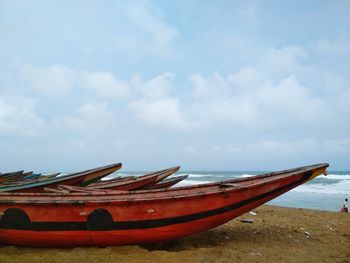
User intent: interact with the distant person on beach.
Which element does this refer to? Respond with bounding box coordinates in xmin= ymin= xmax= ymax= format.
xmin=341 ymin=198 xmax=348 ymax=213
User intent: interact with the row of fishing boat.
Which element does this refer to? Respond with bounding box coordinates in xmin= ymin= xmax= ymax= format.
xmin=0 ymin=164 xmax=186 ymax=192
xmin=0 ymin=162 xmax=329 ymax=247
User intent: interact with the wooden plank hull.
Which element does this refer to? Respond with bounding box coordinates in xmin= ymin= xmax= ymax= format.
xmin=0 ymin=163 xmax=328 ymax=247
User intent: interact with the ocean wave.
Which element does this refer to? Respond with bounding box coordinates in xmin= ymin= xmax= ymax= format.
xmin=180 ymin=173 xmax=209 ymax=178
xmin=239 ymin=174 xmax=255 ymax=178
xmin=176 ymin=179 xmax=212 ymax=186
xmin=291 ymin=180 xmax=350 ymax=195
xmin=322 ymin=174 xmax=350 ymax=180
xmin=183 ymin=173 xmax=232 ymax=178
xmin=177 ymin=175 xmax=349 ymax=195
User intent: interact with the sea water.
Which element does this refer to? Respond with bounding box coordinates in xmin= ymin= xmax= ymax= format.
xmin=105 ymin=171 xmax=350 ymax=212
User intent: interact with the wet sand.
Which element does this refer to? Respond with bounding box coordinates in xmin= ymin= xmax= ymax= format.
xmin=1 ymin=205 xmax=349 ymax=263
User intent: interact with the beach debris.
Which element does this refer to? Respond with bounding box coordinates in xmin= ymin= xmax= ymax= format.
xmin=249 ymin=251 xmax=262 ymax=256
xmin=304 ymin=231 xmax=311 ymax=238
xmin=326 ymin=225 xmax=336 ymax=231
xmin=238 ymin=218 xmax=254 ymax=223
xmin=249 ymin=211 xmax=257 ymax=216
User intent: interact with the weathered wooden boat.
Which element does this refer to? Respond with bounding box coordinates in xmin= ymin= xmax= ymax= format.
xmin=22 ymin=171 xmax=33 ymax=176
xmin=0 ymin=171 xmax=24 ymax=179
xmin=0 ymin=163 xmax=328 ymax=247
xmin=23 ymin=173 xmax=59 ymax=180
xmin=88 ymin=166 xmax=180 ymax=190
xmin=24 ymin=173 xmax=43 ymax=180
xmin=1 ymin=173 xmax=62 ymax=186
xmin=147 ymin=174 xmax=189 ymax=189
xmin=0 ymin=163 xmax=122 ymax=192
xmin=0 ymin=171 xmax=24 ymax=183
xmin=50 ymin=172 xmax=184 ymax=193
xmin=0 ymin=171 xmax=34 ymax=184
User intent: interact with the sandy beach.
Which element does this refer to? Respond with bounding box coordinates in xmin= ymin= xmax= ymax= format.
xmin=0 ymin=205 xmax=349 ymax=263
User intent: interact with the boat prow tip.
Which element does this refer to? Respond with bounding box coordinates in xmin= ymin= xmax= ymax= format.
xmin=308 ymin=166 xmax=329 ymax=181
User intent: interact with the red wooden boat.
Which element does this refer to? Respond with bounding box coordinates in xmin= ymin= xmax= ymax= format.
xmin=0 ymin=163 xmax=328 ymax=247
xmin=0 ymin=171 xmax=24 ymax=183
xmin=147 ymin=174 xmax=189 ymax=189
xmin=0 ymin=171 xmax=34 ymax=185
xmin=87 ymin=166 xmax=180 ymax=190
xmin=0 ymin=163 xmax=122 ymax=192
xmin=0 ymin=171 xmax=24 ymax=179
xmin=1 ymin=173 xmax=62 ymax=186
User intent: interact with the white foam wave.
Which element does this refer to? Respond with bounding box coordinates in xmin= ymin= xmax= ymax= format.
xmin=186 ymin=174 xmax=212 ymax=178
xmin=178 ymin=175 xmax=349 ymax=195
xmin=322 ymin=174 xmax=350 ymax=180
xmin=176 ymin=179 xmax=212 ymax=186
xmin=239 ymin=174 xmax=255 ymax=178
xmin=292 ymin=180 xmax=350 ymax=195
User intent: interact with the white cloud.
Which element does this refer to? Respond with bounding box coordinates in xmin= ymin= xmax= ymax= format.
xmin=130 ymin=73 xmax=193 ymax=130
xmin=0 ymin=96 xmax=45 ymax=136
xmin=187 ymin=46 xmax=332 ymax=128
xmin=131 ymin=72 xmax=175 ymax=99
xmin=255 ymin=75 xmax=330 ymax=124
xmin=130 ymin=97 xmax=192 ymax=131
xmin=21 ymin=64 xmax=75 ymax=95
xmin=191 ymin=73 xmax=231 ymax=100
xmin=189 ymin=72 xmax=262 ymax=125
xmin=228 ymin=67 xmax=267 ymax=93
xmin=20 ymin=63 xmax=130 ymax=99
xmin=57 ymin=102 xmax=115 ymax=131
xmin=80 ymin=71 xmax=128 ymax=98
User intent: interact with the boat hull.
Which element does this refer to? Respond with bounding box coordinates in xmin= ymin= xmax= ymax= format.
xmin=0 ymin=164 xmax=328 ymax=247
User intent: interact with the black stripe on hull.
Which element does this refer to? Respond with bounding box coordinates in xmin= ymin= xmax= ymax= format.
xmin=0 ymin=172 xmax=312 ymax=231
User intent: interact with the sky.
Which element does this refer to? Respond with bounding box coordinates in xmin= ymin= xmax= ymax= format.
xmin=0 ymin=0 xmax=349 ymax=172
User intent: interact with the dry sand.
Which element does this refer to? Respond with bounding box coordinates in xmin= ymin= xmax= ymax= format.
xmin=0 ymin=205 xmax=349 ymax=263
